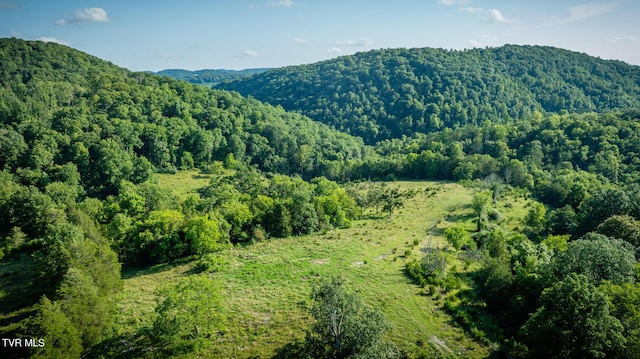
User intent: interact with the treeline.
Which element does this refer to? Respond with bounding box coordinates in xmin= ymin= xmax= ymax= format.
xmin=218 ymin=45 xmax=640 ymax=143
xmin=350 ymin=110 xmax=640 ymax=187
xmin=102 ymin=164 xmax=357 ymax=265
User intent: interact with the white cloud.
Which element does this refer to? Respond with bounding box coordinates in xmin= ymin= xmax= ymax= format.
xmin=235 ymin=50 xmax=259 ymax=57
xmin=56 ymin=7 xmax=110 ymax=26
xmin=335 ymin=37 xmax=374 ymax=47
xmin=468 ymin=40 xmax=483 ymax=47
xmin=487 ymin=9 xmax=515 ymax=24
xmin=327 ymin=47 xmax=342 ymax=54
xmin=437 ymin=0 xmax=471 ymax=6
xmin=607 ymin=35 xmax=638 ymax=43
xmin=37 ymin=37 xmax=69 ymax=46
xmin=460 ymin=7 xmax=516 ymax=24
xmin=293 ymin=37 xmax=308 ymax=44
xmin=268 ymin=0 xmax=293 ymax=7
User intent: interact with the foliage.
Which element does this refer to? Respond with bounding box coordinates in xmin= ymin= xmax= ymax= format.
xmin=445 ymin=226 xmax=471 ymax=250
xmin=152 ymin=274 xmax=224 ymax=342
xmin=406 ymin=249 xmax=448 ymax=287
xmin=32 ymin=296 xmax=83 ymax=359
xmin=184 ymin=214 xmax=229 ymax=255
xmin=305 ymin=276 xmax=397 ymax=358
xmin=597 ymin=215 xmax=640 ymax=253
xmin=600 ymin=282 xmax=640 ymax=358
xmin=219 ymin=45 xmax=640 ymax=144
xmin=471 ymin=191 xmax=492 ymax=232
xmin=553 ymin=233 xmax=636 ymax=285
xmin=519 ymin=273 xmax=626 ymax=358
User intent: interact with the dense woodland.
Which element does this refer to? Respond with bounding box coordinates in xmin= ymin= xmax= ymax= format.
xmin=2 ymin=38 xmax=640 ymax=358
xmin=218 ymin=45 xmax=640 ymax=143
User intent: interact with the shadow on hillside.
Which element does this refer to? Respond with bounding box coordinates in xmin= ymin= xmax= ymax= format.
xmin=272 ymin=341 xmax=306 ymax=359
xmin=0 ymin=254 xmax=41 ymax=314
xmin=121 ymin=257 xmax=193 ymax=280
xmin=444 ymin=211 xmax=474 ymax=223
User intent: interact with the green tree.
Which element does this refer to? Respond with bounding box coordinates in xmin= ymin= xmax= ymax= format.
xmin=524 ymin=202 xmax=547 ymax=239
xmin=152 ymin=275 xmax=224 ymax=342
xmin=135 ymin=209 xmax=185 ymax=263
xmin=32 ymin=296 xmax=83 ymax=359
xmin=553 ymin=233 xmax=636 ymax=285
xmin=600 ymin=282 xmax=640 ymax=359
xmin=305 ymin=276 xmax=395 ymax=358
xmin=471 ymin=190 xmax=492 ymax=232
xmin=520 ymin=273 xmax=625 ymax=358
xmin=444 ymin=226 xmax=471 ymax=250
xmin=381 ymin=187 xmax=409 ymax=219
xmin=184 ymin=214 xmax=229 ymax=255
xmin=56 ymin=268 xmax=112 ymax=347
xmin=596 ymin=215 xmax=640 ymax=252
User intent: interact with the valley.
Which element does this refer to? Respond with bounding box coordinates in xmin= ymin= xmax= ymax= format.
xmin=1 ymin=38 xmax=640 ymax=358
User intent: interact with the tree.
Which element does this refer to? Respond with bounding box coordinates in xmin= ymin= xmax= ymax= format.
xmin=600 ymin=282 xmax=640 ymax=359
xmin=445 ymin=226 xmax=471 ymax=250
xmin=135 ymin=209 xmax=185 ymax=263
xmin=32 ymin=296 xmax=83 ymax=359
xmin=471 ymin=190 xmax=492 ymax=231
xmin=56 ymin=268 xmax=112 ymax=347
xmin=524 ymin=202 xmax=547 ymax=239
xmin=305 ymin=276 xmax=396 ymax=358
xmin=578 ymin=187 xmax=631 ymax=234
xmin=553 ymin=233 xmax=636 ymax=285
xmin=152 ymin=275 xmax=224 ymax=342
xmin=381 ymin=187 xmax=413 ymax=219
xmin=184 ymin=214 xmax=229 ymax=255
xmin=520 ymin=273 xmax=625 ymax=358
xmin=596 ymin=215 xmax=640 ymax=252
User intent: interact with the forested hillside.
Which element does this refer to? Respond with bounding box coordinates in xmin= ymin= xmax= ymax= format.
xmin=0 ymin=38 xmax=367 ymax=358
xmin=155 ymin=68 xmax=270 ymax=86
xmin=3 ymin=37 xmax=640 ymax=358
xmin=217 ymin=45 xmax=640 ymax=143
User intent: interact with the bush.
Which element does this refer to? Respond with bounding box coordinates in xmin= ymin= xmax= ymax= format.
xmin=194 ymin=254 xmax=228 ymax=273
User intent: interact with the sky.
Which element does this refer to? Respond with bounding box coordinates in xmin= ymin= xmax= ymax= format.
xmin=0 ymin=0 xmax=638 ymax=71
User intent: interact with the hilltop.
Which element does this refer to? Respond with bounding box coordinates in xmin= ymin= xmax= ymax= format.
xmin=217 ymin=45 xmax=640 ymax=143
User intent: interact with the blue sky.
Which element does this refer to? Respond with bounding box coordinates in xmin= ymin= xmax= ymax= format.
xmin=1 ymin=0 xmax=638 ymax=71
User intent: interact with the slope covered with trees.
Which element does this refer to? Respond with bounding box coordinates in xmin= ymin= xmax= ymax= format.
xmin=217 ymin=45 xmax=640 ymax=143
xmin=0 ymin=38 xmax=365 ymax=358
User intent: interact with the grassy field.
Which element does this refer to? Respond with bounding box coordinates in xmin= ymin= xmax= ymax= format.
xmin=114 ymin=180 xmax=528 ymax=358
xmin=0 ymin=175 xmax=534 ymax=358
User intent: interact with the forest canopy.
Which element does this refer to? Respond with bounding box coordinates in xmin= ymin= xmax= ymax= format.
xmin=217 ymin=45 xmax=640 ymax=143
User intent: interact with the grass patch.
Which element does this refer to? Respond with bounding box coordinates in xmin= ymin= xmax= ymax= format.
xmin=154 ymin=169 xmax=215 ymax=199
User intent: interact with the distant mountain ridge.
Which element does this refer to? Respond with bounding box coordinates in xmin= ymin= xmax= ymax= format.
xmin=155 ymin=68 xmax=271 ymax=86
xmin=216 ymin=45 xmax=640 ymax=143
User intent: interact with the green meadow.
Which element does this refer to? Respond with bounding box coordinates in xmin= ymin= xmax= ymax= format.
xmin=111 ymin=179 xmax=532 ymax=358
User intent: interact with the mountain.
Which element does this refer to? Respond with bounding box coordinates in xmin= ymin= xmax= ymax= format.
xmin=216 ymin=45 xmax=640 ymax=144
xmin=0 ymin=38 xmax=366 ymax=196
xmin=155 ymin=68 xmax=271 ymax=86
